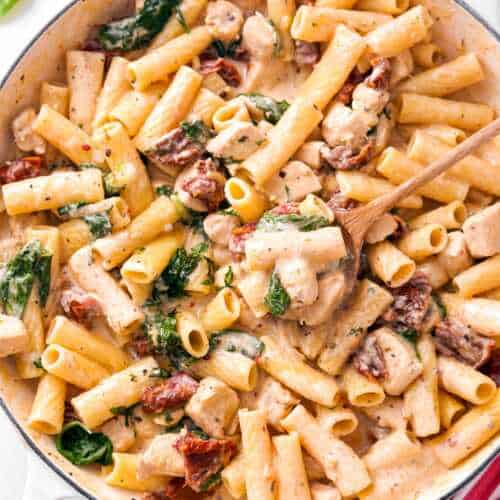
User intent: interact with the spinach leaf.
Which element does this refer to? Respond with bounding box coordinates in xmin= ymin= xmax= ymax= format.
xmin=155 ymin=185 xmax=173 ymax=197
xmin=151 ymin=242 xmax=208 ymax=301
xmin=98 ymin=0 xmax=181 ymax=52
xmin=166 ymin=416 xmax=210 ymax=439
xmin=210 ymin=37 xmax=242 ymax=59
xmin=433 ymin=294 xmax=447 ymax=319
xmin=398 ymin=328 xmax=418 ymax=346
xmin=103 ymin=172 xmax=123 ymax=197
xmin=57 ymin=201 xmax=88 ymax=217
xmin=224 ymin=266 xmax=234 ymax=288
xmin=149 ymin=367 xmax=171 ymax=379
xmin=83 ymin=213 xmax=112 ymax=240
xmin=257 ymin=212 xmax=330 ymax=232
xmin=0 ymin=240 xmax=52 ymax=317
xmin=175 ymin=6 xmax=190 ymax=33
xmin=56 ymin=422 xmax=113 ymax=466
xmin=264 ymin=272 xmax=290 ymax=316
xmin=244 ymin=93 xmax=289 ymax=124
xmin=110 ymin=403 xmax=141 ymax=427
xmin=211 ymin=330 xmax=264 ymax=359
xmin=180 ymin=120 xmax=212 ymax=144
xmin=200 ymin=472 xmax=222 ymax=492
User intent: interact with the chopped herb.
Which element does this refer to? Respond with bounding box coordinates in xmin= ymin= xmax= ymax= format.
xmin=150 ymin=242 xmax=208 ymax=301
xmin=164 ymin=410 xmax=173 ymax=423
xmin=83 ymin=212 xmax=112 ymax=240
xmin=155 ymin=185 xmax=173 ymax=197
xmin=200 ymin=472 xmax=222 ymax=492
xmin=0 ymin=0 xmax=21 ymax=16
xmin=399 ymin=328 xmax=418 ymax=346
xmin=211 ymin=37 xmax=242 ymax=59
xmin=110 ymin=403 xmax=141 ymax=427
xmin=264 ymin=272 xmax=290 ymax=316
xmin=269 ymin=19 xmax=282 ymax=57
xmin=33 ymin=358 xmax=45 ymax=370
xmin=243 ymin=93 xmax=290 ymax=124
xmin=211 ymin=330 xmax=264 ymax=359
xmin=56 ymin=421 xmax=113 ymax=466
xmin=149 ymin=367 xmax=171 ymax=379
xmin=98 ymin=0 xmax=181 ymax=51
xmin=175 ymin=6 xmax=190 ymax=32
xmin=0 ymin=240 xmax=52 ymax=317
xmin=129 ymin=374 xmax=137 ymax=382
xmin=57 ymin=201 xmax=88 ymax=217
xmin=103 ymin=172 xmax=123 ymax=197
xmin=284 ymin=184 xmax=291 ymax=201
xmin=433 ymin=294 xmax=447 ymax=319
xmin=383 ymin=106 xmax=392 ymax=120
xmin=257 ymin=212 xmax=329 ymax=232
xmin=348 ymin=326 xmax=363 ymax=336
xmin=78 ymin=162 xmax=101 ymax=170
xmin=180 ymin=120 xmax=212 ymax=144
xmin=220 ymin=207 xmax=238 ymax=217
xmin=182 ymin=209 xmax=207 ymax=235
xmin=166 ymin=416 xmax=209 ymax=439
xmin=368 ymin=126 xmax=377 ymax=136
xmin=224 ymin=266 xmax=234 ymax=288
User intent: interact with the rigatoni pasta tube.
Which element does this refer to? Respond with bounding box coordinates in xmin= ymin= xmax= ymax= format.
xmin=59 ymin=219 xmax=92 ymax=263
xmin=412 ymin=43 xmax=443 ymax=68
xmin=27 ymin=374 xmax=66 ymax=435
xmin=397 ymin=93 xmax=494 ymax=131
xmin=408 ymin=131 xmax=500 ymax=196
xmin=439 ymin=391 xmax=467 ymax=429
xmin=453 ymin=254 xmax=500 ymax=297
xmin=40 ymin=83 xmax=69 ymax=116
xmin=336 ymin=170 xmax=423 ymax=209
xmin=459 ymin=298 xmax=500 ymax=337
xmin=437 ymin=356 xmax=496 ymax=405
xmin=121 ymin=227 xmax=184 ymax=284
xmin=356 ymin=0 xmax=409 ymax=14
xmin=202 ymin=288 xmax=241 ymax=332
xmin=93 ymin=121 xmax=154 ymax=217
xmin=315 ymin=405 xmax=358 ymax=437
xmin=396 ymin=224 xmax=448 ymax=261
xmin=291 ymin=6 xmax=391 ymax=42
xmin=149 ymin=0 xmax=209 ymax=50
xmin=71 ymin=357 xmax=158 ymax=429
xmin=397 ymin=53 xmax=485 ymax=97
xmin=281 ymin=405 xmax=371 ymax=497
xmin=191 ymin=350 xmax=258 ymax=391
xmin=418 ymin=257 xmax=449 ymax=289
xmin=430 ymin=389 xmax=500 ymax=468
xmin=268 ymin=0 xmax=296 ymax=61
xmin=46 ymin=316 xmax=130 ymax=372
xmin=134 ymin=66 xmax=203 ymax=153
xmin=318 ymin=280 xmax=393 ymax=375
xmin=239 ymin=410 xmax=275 ymax=500
xmin=92 ymin=57 xmax=130 ymax=130
xmin=221 ymin=453 xmax=246 ymax=499
xmin=67 ymin=50 xmax=105 ymax=133
xmin=409 ymin=201 xmax=467 ymax=230
xmin=225 ymin=177 xmax=268 ymax=222
xmin=176 ymin=311 xmax=209 ymax=358
xmin=186 ymin=88 xmax=225 ymax=126
xmin=245 ymin=227 xmax=346 ymax=271
xmin=109 ymin=82 xmax=168 ymax=137
xmin=69 ymin=247 xmax=145 ymax=342
xmin=93 ymin=196 xmax=180 ymax=270
xmin=377 ymin=147 xmax=469 ymax=203
xmin=273 ymin=432 xmax=312 ymax=500
xmin=242 ymin=98 xmax=322 ymax=185
xmin=367 ymin=241 xmax=416 ymax=287
xmin=315 ymin=0 xmax=356 ymax=6
xmin=3 ymin=169 xmax=104 ymax=216
xmin=365 ymin=5 xmax=433 ymax=57
xmin=297 ymin=24 xmax=366 ymax=110
xmin=128 ymin=26 xmax=212 ymax=90
xmin=32 ymin=105 xmax=103 ymax=166
xmin=258 ymin=336 xmax=339 ymax=407
xmin=342 ymin=364 xmax=385 ymax=407
xmin=103 ymin=453 xmax=167 ymax=492
xmin=120 ymin=278 xmax=153 ymax=307
xmin=212 ymin=98 xmax=251 ymax=132
xmin=41 ymin=344 xmax=110 ymax=390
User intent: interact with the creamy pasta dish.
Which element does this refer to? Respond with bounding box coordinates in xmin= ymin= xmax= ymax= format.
xmin=0 ymin=0 xmax=499 ymax=498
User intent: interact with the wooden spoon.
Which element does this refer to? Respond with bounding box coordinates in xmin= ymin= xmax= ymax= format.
xmin=334 ymin=116 xmax=500 ymax=296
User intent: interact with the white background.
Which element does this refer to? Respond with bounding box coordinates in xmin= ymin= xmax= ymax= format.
xmin=0 ymin=0 xmax=498 ymax=499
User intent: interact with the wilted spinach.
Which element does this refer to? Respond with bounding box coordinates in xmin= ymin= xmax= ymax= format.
xmin=83 ymin=212 xmax=112 ymax=240
xmin=257 ymin=212 xmax=329 ymax=232
xmin=243 ymin=93 xmax=290 ymax=124
xmin=264 ymin=272 xmax=290 ymax=316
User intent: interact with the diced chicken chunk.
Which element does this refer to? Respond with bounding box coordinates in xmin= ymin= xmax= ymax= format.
xmin=206 ymin=0 xmax=244 ymax=41
xmin=263 ymin=160 xmax=322 ymax=203
xmin=203 ymin=213 xmax=241 ymax=246
xmin=207 ymin=121 xmax=265 ymax=161
xmin=275 ymin=256 xmax=318 ymax=308
xmin=12 ymin=108 xmax=46 ymax=155
xmin=463 ymin=202 xmax=500 ymax=258
xmin=310 ymin=482 xmax=342 ymax=500
xmin=0 ymin=315 xmax=29 ymax=358
xmin=138 ymin=434 xmax=185 ymax=479
xmin=437 ymin=231 xmax=473 ymax=277
xmin=239 ymin=374 xmax=299 ymax=430
xmin=99 ymin=417 xmax=136 ymax=452
xmin=185 ymin=377 xmax=239 ymax=438
xmin=322 ymin=102 xmax=377 ymax=151
xmin=352 ymin=83 xmax=390 ymax=115
xmin=242 ymin=14 xmax=277 ymax=60
xmin=365 ymin=213 xmax=400 ymax=244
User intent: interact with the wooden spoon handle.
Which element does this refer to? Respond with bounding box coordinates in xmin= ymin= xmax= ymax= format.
xmin=367 ymin=116 xmax=500 ymax=217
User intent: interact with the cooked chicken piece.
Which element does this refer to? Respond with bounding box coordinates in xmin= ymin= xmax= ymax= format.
xmin=352 ymin=83 xmax=390 ymax=115
xmin=365 ymin=213 xmax=401 ymax=244
xmin=99 ymin=417 xmax=136 ymax=452
xmin=207 ymin=121 xmax=265 ymax=161
xmin=185 ymin=377 xmax=240 ymax=438
xmin=206 ymin=0 xmax=244 ymax=41
xmin=463 ymin=201 xmax=500 ymax=258
xmin=275 ymin=256 xmax=319 ymax=308
xmin=203 ymin=213 xmax=241 ymax=246
xmin=437 ymin=231 xmax=473 ymax=277
xmin=12 ymin=108 xmax=46 ymax=155
xmin=310 ymin=482 xmax=342 ymax=500
xmin=242 ymin=14 xmax=277 ymax=60
xmin=0 ymin=315 xmax=29 ymax=358
xmin=137 ymin=434 xmax=185 ymax=480
xmin=263 ymin=160 xmax=322 ymax=203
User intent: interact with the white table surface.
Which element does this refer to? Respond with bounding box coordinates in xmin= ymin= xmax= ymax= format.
xmin=0 ymin=1 xmax=499 ymax=499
